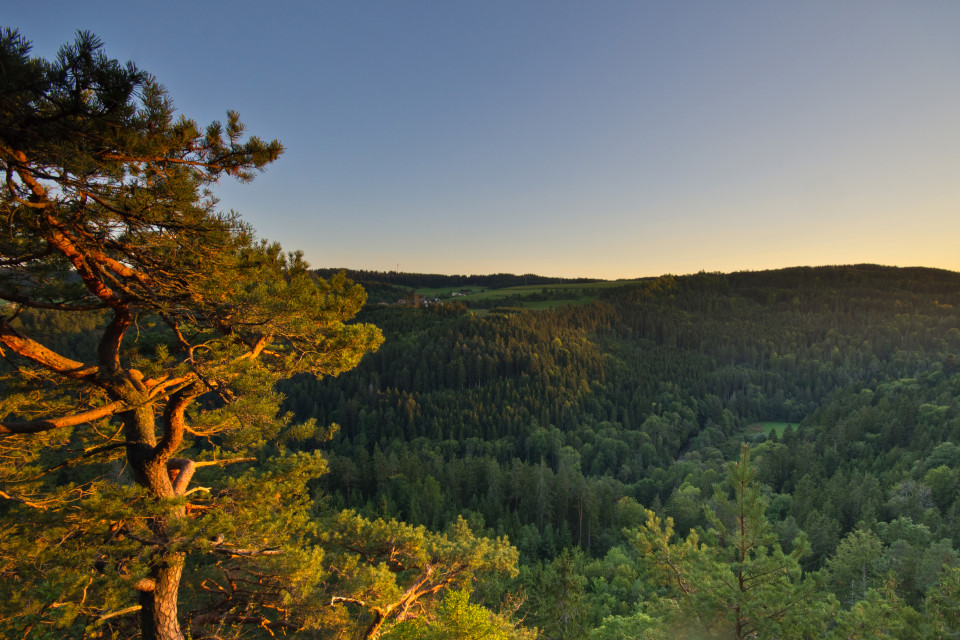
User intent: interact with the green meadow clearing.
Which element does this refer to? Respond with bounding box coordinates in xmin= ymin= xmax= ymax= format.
xmin=746 ymin=421 xmax=796 ymax=438
xmin=422 ymin=279 xmax=650 ymax=309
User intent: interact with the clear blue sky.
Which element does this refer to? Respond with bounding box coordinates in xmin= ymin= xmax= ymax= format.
xmin=9 ymin=2 xmax=960 ymax=278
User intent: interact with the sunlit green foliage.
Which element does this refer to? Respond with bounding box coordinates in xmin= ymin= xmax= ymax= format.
xmin=383 ymin=590 xmax=537 ymax=640
xmin=319 ymin=512 xmax=519 ymax=638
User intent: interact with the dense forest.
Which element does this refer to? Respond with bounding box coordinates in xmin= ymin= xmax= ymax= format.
xmin=277 ymin=264 xmax=960 ymax=638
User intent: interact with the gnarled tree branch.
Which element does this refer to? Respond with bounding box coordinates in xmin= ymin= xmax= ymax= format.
xmin=0 ymin=400 xmax=125 ymax=435
xmin=0 ymin=319 xmax=99 ymax=381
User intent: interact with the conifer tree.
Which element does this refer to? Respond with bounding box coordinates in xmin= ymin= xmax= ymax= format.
xmin=0 ymin=28 xmax=382 ymax=639
xmin=322 ymin=513 xmax=521 ymax=639
xmin=631 ymin=445 xmax=829 ymax=639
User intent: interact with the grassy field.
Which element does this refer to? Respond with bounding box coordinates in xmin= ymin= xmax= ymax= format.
xmin=414 ymin=286 xmax=468 ymax=298
xmin=746 ymin=421 xmax=797 ymax=438
xmin=420 ymin=280 xmax=649 ymax=309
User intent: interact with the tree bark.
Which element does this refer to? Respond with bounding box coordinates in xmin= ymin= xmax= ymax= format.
xmin=123 ymin=401 xmax=188 ymax=640
xmin=138 ymin=553 xmax=186 ymax=640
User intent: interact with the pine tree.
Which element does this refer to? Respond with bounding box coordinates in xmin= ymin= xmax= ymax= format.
xmin=323 ymin=513 xmax=519 ymax=639
xmin=0 ymin=28 xmax=382 ymax=639
xmin=631 ymin=445 xmax=830 ymax=639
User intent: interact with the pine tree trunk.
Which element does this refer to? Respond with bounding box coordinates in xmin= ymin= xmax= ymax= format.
xmin=139 ymin=554 xmax=186 ymax=640
xmin=124 ymin=403 xmax=187 ymax=640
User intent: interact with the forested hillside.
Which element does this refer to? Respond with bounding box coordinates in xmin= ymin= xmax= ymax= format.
xmin=279 ymin=264 xmax=960 ymax=638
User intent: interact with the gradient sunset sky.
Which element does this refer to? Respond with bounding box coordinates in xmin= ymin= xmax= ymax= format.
xmin=8 ymin=2 xmax=960 ymax=279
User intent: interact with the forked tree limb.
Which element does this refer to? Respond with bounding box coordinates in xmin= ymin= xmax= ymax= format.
xmin=166 ymin=458 xmax=196 ymax=496
xmin=153 ymin=385 xmax=199 ymax=464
